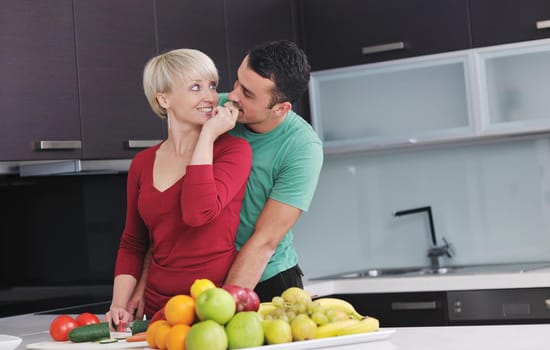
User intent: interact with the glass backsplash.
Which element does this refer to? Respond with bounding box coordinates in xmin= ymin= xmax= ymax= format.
xmin=293 ymin=136 xmax=550 ymax=278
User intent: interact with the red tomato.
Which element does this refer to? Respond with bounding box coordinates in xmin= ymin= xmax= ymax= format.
xmin=49 ymin=315 xmax=78 ymax=341
xmin=75 ymin=312 xmax=100 ymax=326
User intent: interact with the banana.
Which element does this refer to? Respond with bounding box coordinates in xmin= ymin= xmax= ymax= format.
xmin=336 ymin=316 xmax=380 ymax=336
xmin=315 ymin=319 xmax=360 ymax=338
xmin=258 ymin=302 xmax=277 ymax=317
xmin=314 ymin=297 xmax=363 ymax=320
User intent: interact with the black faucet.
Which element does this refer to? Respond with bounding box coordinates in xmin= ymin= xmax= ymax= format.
xmin=394 ymin=206 xmax=437 ymax=245
xmin=394 ymin=206 xmax=455 ymax=270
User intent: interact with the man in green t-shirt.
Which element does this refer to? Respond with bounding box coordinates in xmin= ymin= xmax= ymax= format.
xmin=220 ymin=40 xmax=323 ymax=301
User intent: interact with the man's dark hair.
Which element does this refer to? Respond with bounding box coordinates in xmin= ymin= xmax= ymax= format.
xmin=247 ymin=40 xmax=311 ymax=106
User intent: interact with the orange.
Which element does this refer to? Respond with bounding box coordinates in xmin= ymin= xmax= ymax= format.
xmin=146 ymin=320 xmax=169 ymax=349
xmin=155 ymin=322 xmax=172 ymax=350
xmin=164 ymin=294 xmax=196 ymax=326
xmin=190 ymin=278 xmax=216 ymax=300
xmin=166 ymin=324 xmax=191 ymax=350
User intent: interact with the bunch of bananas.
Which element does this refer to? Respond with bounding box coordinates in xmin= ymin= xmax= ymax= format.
xmin=316 ymin=316 xmax=379 ymax=338
xmin=258 ymin=295 xmax=379 ymax=339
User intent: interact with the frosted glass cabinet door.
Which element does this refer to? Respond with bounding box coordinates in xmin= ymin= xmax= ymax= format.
xmin=479 ymin=40 xmax=550 ymax=132
xmin=309 ymin=53 xmax=474 ymax=151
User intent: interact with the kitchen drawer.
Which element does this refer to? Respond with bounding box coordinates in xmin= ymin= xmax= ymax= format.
xmin=448 ymin=288 xmax=550 ymax=324
xmin=326 ymin=292 xmax=448 ymax=327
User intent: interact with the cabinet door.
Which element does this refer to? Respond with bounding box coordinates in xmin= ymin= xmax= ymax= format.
xmin=225 ymin=0 xmax=299 ymax=82
xmin=329 ymin=293 xmax=448 ymax=327
xmin=0 ymin=0 xmax=81 ymax=161
xmin=310 ymin=52 xmax=474 ymax=152
xmin=470 ymin=0 xmax=550 ymax=48
xmin=155 ymin=0 xmax=230 ymax=91
xmin=74 ymin=0 xmax=163 ymax=159
xmin=476 ymin=41 xmax=550 ymax=133
xmin=300 ymin=0 xmax=471 ymax=71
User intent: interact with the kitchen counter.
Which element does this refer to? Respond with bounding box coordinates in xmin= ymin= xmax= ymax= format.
xmin=1 ymin=313 xmax=549 ymax=349
xmin=303 ymin=266 xmax=550 ymax=296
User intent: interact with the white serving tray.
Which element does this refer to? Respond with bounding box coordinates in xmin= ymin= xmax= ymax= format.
xmin=28 ymin=329 xmax=396 ymax=350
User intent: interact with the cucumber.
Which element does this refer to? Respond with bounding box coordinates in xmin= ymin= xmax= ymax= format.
xmin=131 ymin=319 xmax=150 ymax=334
xmin=98 ymin=338 xmax=118 ymax=344
xmin=68 ymin=322 xmax=110 ymax=343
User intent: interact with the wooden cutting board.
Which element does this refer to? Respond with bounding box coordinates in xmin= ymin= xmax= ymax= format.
xmin=26 ymin=340 xmax=149 ymax=349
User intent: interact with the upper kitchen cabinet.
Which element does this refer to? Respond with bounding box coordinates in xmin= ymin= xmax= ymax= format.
xmin=309 ymin=51 xmax=475 ymax=153
xmin=155 ymin=0 xmax=230 ymax=91
xmin=0 ymin=1 xmax=81 ymax=161
xmin=224 ymin=0 xmax=299 ymax=81
xmin=299 ymin=0 xmax=472 ymax=71
xmin=476 ymin=39 xmax=550 ymax=133
xmin=74 ymin=0 xmax=163 ymax=159
xmin=470 ymin=0 xmax=550 ymax=48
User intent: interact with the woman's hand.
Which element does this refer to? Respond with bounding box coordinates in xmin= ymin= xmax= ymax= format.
xmin=105 ymin=305 xmax=133 ymax=330
xmin=203 ymin=102 xmax=239 ymax=138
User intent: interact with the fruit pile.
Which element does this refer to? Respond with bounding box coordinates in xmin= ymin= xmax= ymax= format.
xmin=147 ymin=280 xmax=380 ymax=350
xmin=147 ymin=279 xmax=263 ymax=350
xmin=259 ymin=287 xmax=379 ymax=343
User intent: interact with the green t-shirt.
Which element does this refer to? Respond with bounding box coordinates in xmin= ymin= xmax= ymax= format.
xmin=219 ymin=93 xmax=324 ymax=281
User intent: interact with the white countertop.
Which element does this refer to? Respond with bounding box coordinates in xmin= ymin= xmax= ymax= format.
xmin=2 ymin=314 xmax=549 ymax=350
xmin=303 ymin=267 xmax=550 ymax=296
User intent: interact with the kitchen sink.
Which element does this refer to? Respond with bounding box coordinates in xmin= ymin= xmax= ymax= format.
xmin=310 ymin=262 xmax=550 ymax=280
xmin=311 ymin=266 xmax=453 ymax=280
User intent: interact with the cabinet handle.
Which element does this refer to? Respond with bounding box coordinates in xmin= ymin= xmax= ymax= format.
xmin=34 ymin=140 xmax=82 ymax=150
xmin=362 ymin=42 xmax=405 ymax=56
xmin=536 ymin=20 xmax=550 ymax=29
xmin=391 ymin=301 xmax=437 ymax=310
xmin=125 ymin=139 xmax=162 ymax=149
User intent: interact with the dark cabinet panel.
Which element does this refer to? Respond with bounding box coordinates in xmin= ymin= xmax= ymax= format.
xmin=470 ymin=0 xmax=550 ymax=47
xmin=74 ymin=0 xmax=164 ymax=159
xmin=225 ymin=0 xmax=299 ymax=82
xmin=300 ymin=0 xmax=471 ymax=71
xmin=0 ymin=1 xmax=81 ymax=161
xmin=155 ymin=0 xmax=230 ymax=91
xmin=327 ymin=292 xmax=448 ymax=327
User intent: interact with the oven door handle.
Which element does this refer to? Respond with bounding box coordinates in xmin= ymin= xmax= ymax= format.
xmin=391 ymin=301 xmax=438 ymax=310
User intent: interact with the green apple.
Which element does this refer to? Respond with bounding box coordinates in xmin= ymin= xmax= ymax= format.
xmin=195 ymin=287 xmax=236 ymax=325
xmin=186 ymin=320 xmax=228 ymax=350
xmin=225 ymin=311 xmax=264 ymax=349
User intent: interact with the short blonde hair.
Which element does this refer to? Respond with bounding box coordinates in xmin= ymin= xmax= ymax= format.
xmin=143 ymin=48 xmax=219 ymax=118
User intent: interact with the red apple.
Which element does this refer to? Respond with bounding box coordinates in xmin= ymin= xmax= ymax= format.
xmin=222 ymin=285 xmax=260 ymax=312
xmin=223 ymin=284 xmax=249 ymax=312
xmin=244 ymin=288 xmax=260 ymax=312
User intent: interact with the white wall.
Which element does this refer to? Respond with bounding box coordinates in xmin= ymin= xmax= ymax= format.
xmin=294 ymin=137 xmax=550 ymax=279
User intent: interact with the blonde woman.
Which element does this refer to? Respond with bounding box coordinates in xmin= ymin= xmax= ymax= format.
xmin=106 ymin=49 xmax=251 ymax=326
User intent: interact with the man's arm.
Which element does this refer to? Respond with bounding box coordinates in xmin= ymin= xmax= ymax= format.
xmin=224 ymin=198 xmax=302 ymax=289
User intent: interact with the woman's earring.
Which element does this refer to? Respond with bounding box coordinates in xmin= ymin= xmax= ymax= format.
xmin=167 ymin=115 xmax=171 ymax=129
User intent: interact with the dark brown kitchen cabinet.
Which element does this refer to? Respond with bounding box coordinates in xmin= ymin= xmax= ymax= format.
xmin=155 ymin=0 xmax=230 ymax=91
xmin=326 ymin=292 xmax=449 ymax=327
xmin=299 ymin=0 xmax=472 ymax=71
xmin=470 ymin=0 xmax=550 ymax=48
xmin=0 ymin=1 xmax=82 ymax=161
xmin=156 ymin=0 xmax=299 ymax=93
xmin=224 ymin=0 xmax=305 ymax=116
xmin=225 ymin=0 xmax=299 ymax=81
xmin=74 ymin=0 xmax=164 ymax=159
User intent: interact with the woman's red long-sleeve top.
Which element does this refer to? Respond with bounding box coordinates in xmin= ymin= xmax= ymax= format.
xmin=114 ymin=134 xmax=251 ymax=316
